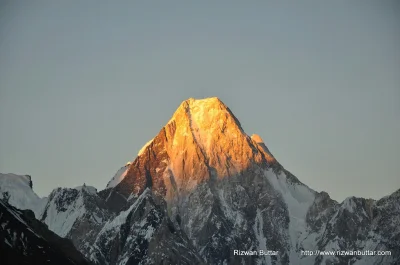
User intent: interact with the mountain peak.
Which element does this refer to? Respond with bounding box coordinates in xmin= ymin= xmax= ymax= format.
xmin=184 ymin=96 xmax=223 ymax=106
xmin=166 ymin=97 xmax=245 ymax=143
xmin=0 ymin=173 xmax=46 ymax=218
xmin=168 ymin=97 xmax=243 ymax=130
xmin=114 ymin=97 xmax=279 ymax=198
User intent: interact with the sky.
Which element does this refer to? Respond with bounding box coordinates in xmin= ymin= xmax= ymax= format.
xmin=0 ymin=1 xmax=399 ymax=202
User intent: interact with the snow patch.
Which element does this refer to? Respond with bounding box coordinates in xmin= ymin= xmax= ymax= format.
xmin=42 ymin=190 xmax=86 ymax=237
xmin=253 ymin=208 xmax=271 ymax=265
xmin=0 ymin=173 xmax=47 ymax=218
xmin=144 ymin=225 xmax=155 ymax=240
xmin=138 ymin=138 xmax=154 ymax=156
xmin=342 ymin=197 xmax=356 ymax=213
xmin=98 ymin=189 xmax=150 ymax=236
xmin=106 ymin=166 xmax=129 ymax=189
xmin=264 ymin=170 xmax=315 ymax=263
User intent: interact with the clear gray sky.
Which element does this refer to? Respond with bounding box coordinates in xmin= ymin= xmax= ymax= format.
xmin=0 ymin=1 xmax=399 ymax=202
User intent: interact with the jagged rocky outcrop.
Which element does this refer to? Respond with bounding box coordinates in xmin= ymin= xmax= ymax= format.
xmin=31 ymin=182 xmax=203 ymax=264
xmin=89 ymin=188 xmax=204 ymax=265
xmin=38 ymin=185 xmax=114 ymax=259
xmin=0 ymin=200 xmax=92 ymax=265
xmin=1 ymin=97 xmax=399 ymax=265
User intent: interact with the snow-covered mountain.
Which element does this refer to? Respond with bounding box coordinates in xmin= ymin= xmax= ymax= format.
xmin=39 ymin=184 xmax=113 ymax=254
xmin=1 ymin=97 xmax=399 ymax=264
xmin=0 ymin=200 xmax=92 ymax=265
xmin=0 ymin=173 xmax=47 ymax=218
xmin=100 ymin=97 xmax=399 ymax=264
xmin=88 ymin=188 xmax=204 ymax=265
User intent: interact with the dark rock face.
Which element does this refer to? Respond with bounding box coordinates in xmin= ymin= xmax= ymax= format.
xmin=39 ymin=186 xmax=204 ymax=265
xmin=306 ymin=191 xmax=338 ymax=232
xmin=168 ymin=169 xmax=292 ymax=265
xmin=98 ymin=188 xmax=127 ymax=212
xmin=88 ymin=189 xmax=204 ymax=265
xmin=39 ymin=186 xmax=114 ymax=260
xmin=0 ymin=200 xmax=92 ymax=265
xmin=306 ymin=191 xmax=400 ymax=265
xmin=25 ymin=175 xmax=33 ymax=189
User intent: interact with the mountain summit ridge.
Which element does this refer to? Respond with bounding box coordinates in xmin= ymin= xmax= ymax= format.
xmin=114 ymin=97 xmax=279 ymax=200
